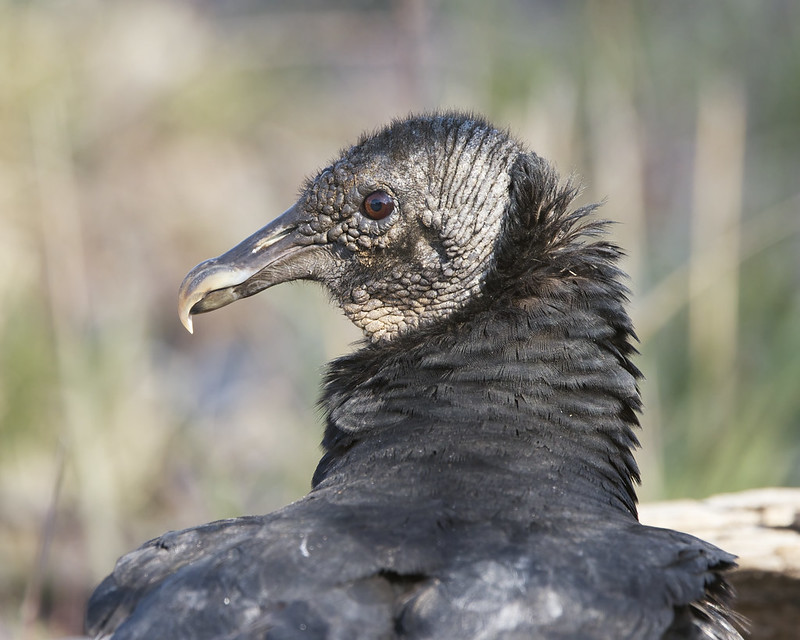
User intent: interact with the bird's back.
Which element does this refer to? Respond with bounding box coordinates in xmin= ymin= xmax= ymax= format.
xmin=87 ymin=476 xmax=737 ymax=639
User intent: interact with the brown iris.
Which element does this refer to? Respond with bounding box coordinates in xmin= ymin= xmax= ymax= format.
xmin=361 ymin=190 xmax=394 ymax=220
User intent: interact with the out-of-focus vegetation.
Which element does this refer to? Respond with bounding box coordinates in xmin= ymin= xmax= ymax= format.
xmin=0 ymin=0 xmax=798 ymax=637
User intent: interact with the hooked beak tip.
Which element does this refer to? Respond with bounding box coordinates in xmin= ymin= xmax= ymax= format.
xmin=177 ymin=260 xmax=259 ymax=333
xmin=181 ymin=311 xmax=194 ymax=334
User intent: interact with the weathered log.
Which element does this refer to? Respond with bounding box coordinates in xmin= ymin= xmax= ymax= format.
xmin=640 ymin=488 xmax=800 ymax=640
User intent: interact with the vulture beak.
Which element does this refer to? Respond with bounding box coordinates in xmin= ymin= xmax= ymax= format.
xmin=178 ymin=204 xmax=315 ymax=334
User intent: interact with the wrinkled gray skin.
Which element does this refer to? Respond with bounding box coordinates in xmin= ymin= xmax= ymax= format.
xmin=179 ymin=116 xmax=520 ymax=340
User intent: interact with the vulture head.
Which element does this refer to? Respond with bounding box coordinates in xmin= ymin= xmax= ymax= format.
xmin=179 ymin=114 xmax=527 ymax=341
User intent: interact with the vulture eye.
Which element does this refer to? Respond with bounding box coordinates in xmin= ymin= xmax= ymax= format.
xmin=361 ymin=190 xmax=395 ymax=220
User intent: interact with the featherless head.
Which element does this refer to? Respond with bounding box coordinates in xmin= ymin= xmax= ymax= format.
xmin=177 ymin=112 xmax=623 ymax=343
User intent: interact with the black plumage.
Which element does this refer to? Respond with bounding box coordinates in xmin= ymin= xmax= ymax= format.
xmin=87 ymin=113 xmax=742 ymax=639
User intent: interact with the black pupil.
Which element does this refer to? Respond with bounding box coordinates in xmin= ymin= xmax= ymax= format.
xmin=363 ymin=191 xmax=393 ymax=220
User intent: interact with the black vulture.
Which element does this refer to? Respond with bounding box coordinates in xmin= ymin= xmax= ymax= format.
xmin=86 ymin=113 xmax=743 ymax=639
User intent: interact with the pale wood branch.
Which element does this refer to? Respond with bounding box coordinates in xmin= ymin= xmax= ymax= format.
xmin=641 ymin=488 xmax=800 ymax=640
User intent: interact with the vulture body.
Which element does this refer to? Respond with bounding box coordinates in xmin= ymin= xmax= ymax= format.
xmin=87 ymin=113 xmax=741 ymax=639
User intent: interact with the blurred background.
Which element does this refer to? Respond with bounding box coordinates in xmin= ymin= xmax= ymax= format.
xmin=1 ymin=0 xmax=798 ymax=637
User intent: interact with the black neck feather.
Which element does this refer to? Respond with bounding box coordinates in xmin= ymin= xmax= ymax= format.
xmin=314 ymin=153 xmax=643 ymax=520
